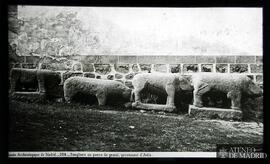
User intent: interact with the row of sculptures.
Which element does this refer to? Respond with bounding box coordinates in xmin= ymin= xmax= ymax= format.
xmin=10 ymin=68 xmax=263 ymax=112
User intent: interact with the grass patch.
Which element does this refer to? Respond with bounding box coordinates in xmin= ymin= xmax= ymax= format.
xmin=8 ymin=100 xmax=263 ymax=152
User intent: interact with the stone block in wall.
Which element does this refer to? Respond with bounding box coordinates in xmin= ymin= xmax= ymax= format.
xmin=250 ymin=64 xmax=263 ymax=73
xmin=256 ymin=56 xmax=263 ymax=64
xmin=216 ymin=64 xmax=228 ymax=73
xmin=22 ymin=63 xmax=37 ymax=69
xmin=115 ymin=73 xmax=123 ymax=79
xmin=125 ymin=73 xmax=136 ymax=80
xmin=9 ymin=54 xmax=25 ymax=63
xmin=119 ymin=56 xmax=137 ymax=63
xmin=115 ymin=64 xmax=129 ymax=74
xmin=154 ymin=64 xmax=167 ymax=73
xmin=196 ymin=56 xmax=215 ymax=63
xmin=201 ymin=64 xmax=213 ymax=72
xmin=125 ymin=80 xmax=134 ymax=89
xmin=25 ymin=56 xmax=41 ymax=64
xmin=247 ymin=75 xmax=254 ymax=81
xmin=39 ymin=57 xmax=71 ymax=71
xmin=230 ymin=64 xmax=248 ymax=73
xmin=94 ymin=64 xmax=111 ymax=75
xmin=170 ymin=64 xmax=181 ymax=73
xmin=82 ymin=63 xmax=94 ymax=72
xmin=63 ymin=71 xmax=83 ymax=82
xmin=175 ymin=56 xmax=196 ymax=64
xmin=132 ymin=64 xmax=139 ymax=73
xmin=107 ymin=75 xmax=114 ymax=80
xmin=138 ymin=56 xmax=176 ymax=64
xmin=216 ymin=56 xmax=235 ymax=63
xmin=115 ymin=80 xmax=124 ymax=84
xmin=13 ymin=63 xmax=22 ymax=68
xmin=256 ymin=75 xmax=263 ymax=84
xmin=139 ymin=64 xmax=152 ymax=73
xmin=83 ymin=72 xmax=95 ymax=78
xmin=236 ymin=56 xmax=255 ymax=63
xmin=80 ymin=55 xmax=118 ymax=64
xmin=183 ymin=64 xmax=198 ymax=73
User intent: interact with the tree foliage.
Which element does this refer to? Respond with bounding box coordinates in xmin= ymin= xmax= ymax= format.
xmin=12 ymin=11 xmax=101 ymax=57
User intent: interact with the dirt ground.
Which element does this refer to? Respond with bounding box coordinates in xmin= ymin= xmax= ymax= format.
xmin=8 ymin=100 xmax=263 ymax=152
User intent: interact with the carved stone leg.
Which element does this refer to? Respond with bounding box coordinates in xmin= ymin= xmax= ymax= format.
xmin=96 ymin=91 xmax=107 ymax=106
xmin=193 ymin=83 xmax=211 ymax=108
xmin=227 ymin=90 xmax=241 ymax=110
xmin=37 ymin=73 xmax=46 ymax=94
xmin=165 ymin=84 xmax=175 ymax=107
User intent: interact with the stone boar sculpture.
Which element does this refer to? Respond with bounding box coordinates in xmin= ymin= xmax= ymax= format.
xmin=192 ymin=73 xmax=263 ymax=110
xmin=64 ymin=77 xmax=132 ymax=106
xmin=132 ymin=73 xmax=193 ymax=111
xmin=10 ymin=68 xmax=61 ymax=97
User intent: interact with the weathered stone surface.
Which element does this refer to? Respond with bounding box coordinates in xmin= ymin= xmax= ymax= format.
xmin=174 ymin=56 xmax=195 ymax=64
xmin=13 ymin=63 xmax=22 ymax=68
xmin=115 ymin=80 xmax=124 ymax=84
xmin=71 ymin=62 xmax=82 ymax=71
xmin=256 ymin=75 xmax=263 ymax=83
xmin=216 ymin=56 xmax=235 ymax=63
xmin=9 ymin=54 xmax=25 ymax=63
xmin=10 ymin=92 xmax=46 ymax=103
xmin=132 ymin=64 xmax=140 ymax=72
xmin=247 ymin=75 xmax=254 ymax=81
xmin=236 ymin=56 xmax=255 ymax=63
xmin=188 ymin=105 xmax=242 ymax=120
xmin=94 ymin=64 xmax=111 ymax=75
xmin=125 ymin=80 xmax=134 ymax=89
xmin=115 ymin=64 xmax=129 ymax=74
xmin=39 ymin=57 xmax=71 ymax=71
xmin=63 ymin=71 xmax=83 ymax=82
xmin=201 ymin=64 xmax=213 ymax=72
xmin=216 ymin=64 xmax=228 ymax=73
xmin=196 ymin=56 xmax=215 ymax=63
xmin=139 ymin=64 xmax=152 ymax=73
xmin=250 ymin=64 xmax=263 ymax=73
xmin=132 ymin=102 xmax=175 ymax=112
xmin=154 ymin=64 xmax=167 ymax=73
xmin=230 ymin=64 xmax=248 ymax=73
xmin=256 ymin=56 xmax=263 ymax=64
xmin=82 ymin=63 xmax=94 ymax=72
xmin=119 ymin=56 xmax=137 ymax=63
xmin=115 ymin=73 xmax=123 ymax=79
xmin=83 ymin=72 xmax=95 ymax=78
xmin=63 ymin=77 xmax=131 ymax=105
xmin=170 ymin=64 xmax=181 ymax=73
xmin=107 ymin=75 xmax=114 ymax=80
xmin=138 ymin=56 xmax=177 ymax=64
xmin=25 ymin=56 xmax=41 ymax=64
xmin=183 ymin=64 xmax=198 ymax=73
xmin=22 ymin=63 xmax=37 ymax=69
xmin=125 ymin=73 xmax=136 ymax=80
xmin=80 ymin=55 xmax=118 ymax=64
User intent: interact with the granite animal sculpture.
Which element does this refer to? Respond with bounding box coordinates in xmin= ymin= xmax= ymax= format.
xmin=191 ymin=73 xmax=263 ymax=110
xmin=131 ymin=73 xmax=193 ymax=111
xmin=10 ymin=68 xmax=61 ymax=97
xmin=64 ymin=77 xmax=132 ymax=105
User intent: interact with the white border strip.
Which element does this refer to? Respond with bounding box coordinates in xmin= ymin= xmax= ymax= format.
xmin=9 ymin=151 xmax=216 ymax=158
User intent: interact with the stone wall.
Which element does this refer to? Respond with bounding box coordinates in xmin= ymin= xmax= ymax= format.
xmin=10 ymin=55 xmax=263 ymax=89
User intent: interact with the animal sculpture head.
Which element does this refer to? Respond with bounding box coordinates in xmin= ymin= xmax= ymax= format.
xmin=177 ymin=75 xmax=194 ymax=91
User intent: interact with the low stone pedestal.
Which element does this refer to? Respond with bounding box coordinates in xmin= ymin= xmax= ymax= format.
xmin=11 ymin=92 xmax=46 ymax=102
xmin=132 ymin=102 xmax=175 ymax=112
xmin=188 ymin=105 xmax=242 ymax=120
